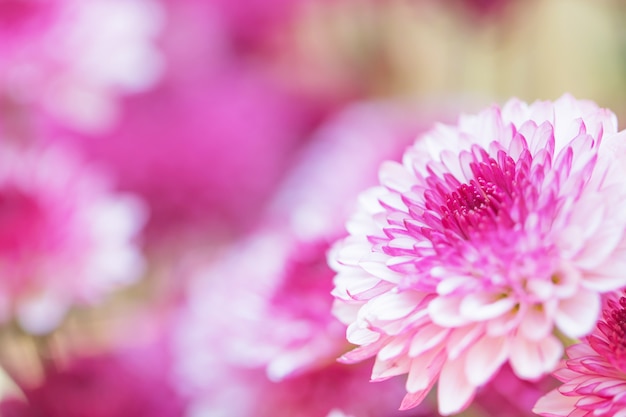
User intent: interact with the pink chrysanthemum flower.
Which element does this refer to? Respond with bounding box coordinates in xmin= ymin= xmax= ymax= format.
xmin=0 ymin=141 xmax=145 ymax=334
xmin=329 ymin=95 xmax=626 ymax=415
xmin=534 ymin=291 xmax=626 ymax=417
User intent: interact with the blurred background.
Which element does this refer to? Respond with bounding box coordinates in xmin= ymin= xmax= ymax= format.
xmin=0 ymin=0 xmax=625 ymax=416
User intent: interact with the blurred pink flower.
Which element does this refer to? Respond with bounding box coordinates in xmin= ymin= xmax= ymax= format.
xmin=174 ymin=230 xmax=345 ymax=382
xmin=0 ymin=0 xmax=163 ymax=131
xmin=534 ymin=291 xmax=626 ymax=417
xmin=174 ymin=230 xmax=412 ymax=417
xmin=0 ymin=141 xmax=145 ymax=334
xmin=173 ymin=101 xmax=439 ymax=416
xmin=329 ymin=95 xmax=626 ymax=414
xmin=174 ymin=231 xmax=433 ymax=416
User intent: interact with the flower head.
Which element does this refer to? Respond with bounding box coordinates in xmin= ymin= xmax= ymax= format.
xmin=329 ymin=95 xmax=626 ymax=415
xmin=534 ymin=291 xmax=626 ymax=416
xmin=0 ymin=141 xmax=145 ymax=334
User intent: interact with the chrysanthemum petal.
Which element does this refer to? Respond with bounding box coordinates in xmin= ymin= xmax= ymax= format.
xmin=360 ymin=290 xmax=422 ymax=321
xmin=459 ymin=292 xmax=516 ymax=321
xmin=438 ymin=353 xmax=476 ymax=416
xmin=510 ymin=334 xmax=562 ymax=379
xmin=408 ymin=324 xmax=449 ymax=357
xmin=399 ymin=389 xmax=431 ymax=411
xmin=405 ymin=347 xmax=445 ymax=393
xmin=555 ymin=290 xmax=600 ymax=338
xmin=346 ymin=322 xmax=380 ymax=345
xmin=465 ymin=335 xmax=510 ymax=386
xmin=371 ymin=354 xmax=411 ymax=381
xmin=519 ymin=305 xmax=553 ymax=341
xmin=428 ymin=295 xmax=472 ymax=327
xmin=447 ymin=324 xmax=484 ymax=359
xmin=533 ymin=389 xmax=579 ymax=416
xmin=379 ymin=161 xmax=416 ymax=193
xmin=358 ymin=253 xmax=403 ymax=283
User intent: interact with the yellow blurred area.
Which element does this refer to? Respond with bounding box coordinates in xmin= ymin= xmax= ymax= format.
xmin=281 ymin=0 xmax=626 ymax=111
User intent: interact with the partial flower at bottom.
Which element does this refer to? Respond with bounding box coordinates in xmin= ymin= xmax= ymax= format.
xmin=329 ymin=95 xmax=626 ymax=415
xmin=534 ymin=291 xmax=626 ymax=417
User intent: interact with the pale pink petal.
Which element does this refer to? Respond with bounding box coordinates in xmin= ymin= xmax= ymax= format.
xmin=486 ymin=308 xmax=523 ymax=337
xmin=332 ymin=271 xmax=382 ymax=301
xmin=339 ymin=337 xmax=389 ymax=364
xmin=438 ymin=353 xmax=477 ymax=416
xmin=400 ymin=389 xmax=431 ymax=411
xmin=358 ymin=253 xmax=404 ymax=283
xmin=379 ymin=161 xmax=416 ymax=193
xmin=435 ymin=275 xmax=473 ymax=295
xmin=465 ymin=335 xmax=510 ymax=386
xmin=408 ymin=324 xmax=450 ymax=357
xmin=459 ymin=292 xmax=516 ymax=321
xmin=377 ymin=334 xmax=410 ymax=361
xmin=533 ymin=389 xmax=580 ymax=416
xmin=446 ymin=324 xmax=484 ymax=359
xmin=335 ymin=241 xmax=372 ymax=266
xmin=346 ymin=322 xmax=380 ymax=345
xmin=519 ymin=305 xmax=553 ymax=341
xmin=555 ymin=290 xmax=600 ymax=338
xmin=360 ymin=291 xmax=422 ymax=322
xmin=510 ymin=335 xmax=562 ymax=380
xmin=371 ymin=355 xmax=411 ymax=381
xmin=573 ymin=218 xmax=625 ymax=268
xmin=405 ymin=347 xmax=445 ymax=393
xmin=428 ymin=295 xmax=473 ymax=327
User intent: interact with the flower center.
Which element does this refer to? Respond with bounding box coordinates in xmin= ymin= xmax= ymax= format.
xmin=440 ymin=177 xmax=504 ymax=236
xmin=433 ymin=153 xmax=518 ymax=239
